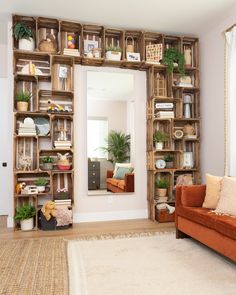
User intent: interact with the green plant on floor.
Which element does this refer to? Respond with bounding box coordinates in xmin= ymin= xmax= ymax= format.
xmin=101 ymin=130 xmax=130 ymax=164
xmin=164 ymin=154 xmax=174 ymax=162
xmin=155 ymin=179 xmax=169 ymax=189
xmin=35 ymin=178 xmax=48 ymax=186
xmin=12 ymin=22 xmax=34 ymax=41
xmin=15 ymin=90 xmax=31 ymax=102
xmin=105 ymin=45 xmax=122 ymax=52
xmin=162 ymin=47 xmax=185 ymax=76
xmin=14 ymin=204 xmax=36 ymax=221
xmin=153 ymin=130 xmax=169 ymax=143
xmin=42 ymin=156 xmax=54 ymax=164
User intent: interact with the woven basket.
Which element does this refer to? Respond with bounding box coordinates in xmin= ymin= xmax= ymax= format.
xmin=39 ymin=40 xmax=57 ymax=53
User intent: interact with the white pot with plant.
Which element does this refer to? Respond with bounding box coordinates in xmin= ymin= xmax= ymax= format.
xmin=35 ymin=178 xmax=48 ymax=193
xmin=105 ymin=46 xmax=122 ymax=61
xmin=13 ymin=22 xmax=35 ymax=51
xmin=153 ymin=130 xmax=169 ymax=150
xmin=41 ymin=156 xmax=54 ymax=170
xmin=14 ymin=204 xmax=36 ymax=231
xmin=15 ymin=90 xmax=31 ymax=112
xmin=155 ymin=179 xmax=169 ymax=200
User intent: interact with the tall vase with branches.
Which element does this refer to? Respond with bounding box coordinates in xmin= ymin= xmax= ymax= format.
xmin=101 ymin=130 xmax=130 ymax=164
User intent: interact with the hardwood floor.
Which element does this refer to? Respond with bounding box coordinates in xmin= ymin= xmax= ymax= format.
xmin=0 ymin=219 xmax=175 ymax=240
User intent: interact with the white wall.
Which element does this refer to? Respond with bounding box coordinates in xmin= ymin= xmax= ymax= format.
xmin=74 ymin=66 xmax=147 ymax=222
xmin=200 ymin=5 xmax=236 ymax=180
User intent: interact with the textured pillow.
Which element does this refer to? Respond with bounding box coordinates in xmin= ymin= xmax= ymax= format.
xmin=181 ymin=185 xmax=206 ymax=207
xmin=113 ymin=163 xmax=132 ymax=177
xmin=202 ymin=174 xmax=222 ymax=209
xmin=215 ymin=176 xmax=236 ymax=216
xmin=114 ymin=167 xmax=133 ymax=180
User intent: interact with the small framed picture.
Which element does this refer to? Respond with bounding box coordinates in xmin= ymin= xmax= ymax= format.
xmin=84 ymin=39 xmax=98 ymax=54
xmin=127 ymin=52 xmax=140 ymax=62
xmin=59 ymin=66 xmax=68 ymax=79
xmin=183 ymin=152 xmax=194 ymax=169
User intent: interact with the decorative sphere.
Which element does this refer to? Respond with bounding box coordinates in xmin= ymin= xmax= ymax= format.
xmin=67 ymin=35 xmax=73 ymax=41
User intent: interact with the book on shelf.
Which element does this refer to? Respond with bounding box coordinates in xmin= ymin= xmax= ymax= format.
xmin=155 ymin=103 xmax=174 ymax=109
xmin=184 ymin=134 xmax=197 ymax=139
xmin=156 ymin=111 xmax=174 ymax=119
xmin=63 ymin=48 xmax=80 ymax=57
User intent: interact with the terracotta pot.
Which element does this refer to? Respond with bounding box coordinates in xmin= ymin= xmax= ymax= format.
xmin=19 ymin=38 xmax=35 ymax=51
xmin=157 ymin=188 xmax=167 ymax=198
xmin=17 ymin=101 xmax=28 ymax=112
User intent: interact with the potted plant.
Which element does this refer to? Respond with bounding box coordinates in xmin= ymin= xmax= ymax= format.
xmin=162 ymin=47 xmax=185 ymax=76
xmin=155 ymin=179 xmax=169 ymax=199
xmin=42 ymin=156 xmax=54 ymax=170
xmin=15 ymin=90 xmax=31 ymax=112
xmin=15 ymin=204 xmax=36 ymax=231
xmin=35 ymin=178 xmax=48 ymax=193
xmin=153 ymin=130 xmax=169 ymax=150
xmin=55 ymin=188 xmax=69 ymax=200
xmin=164 ymin=154 xmax=174 ymax=169
xmin=100 ymin=130 xmax=130 ymax=164
xmin=105 ymin=46 xmax=122 ymax=61
xmin=13 ymin=22 xmax=35 ymax=51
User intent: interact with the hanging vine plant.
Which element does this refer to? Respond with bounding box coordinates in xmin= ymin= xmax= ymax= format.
xmin=162 ymin=47 xmax=185 ymax=77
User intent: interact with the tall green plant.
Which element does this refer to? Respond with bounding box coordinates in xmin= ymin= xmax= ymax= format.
xmin=101 ymin=130 xmax=130 ymax=164
xmin=163 ymin=47 xmax=185 ymax=77
xmin=15 ymin=204 xmax=36 ymax=221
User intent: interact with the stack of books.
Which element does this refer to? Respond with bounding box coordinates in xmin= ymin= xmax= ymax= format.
xmin=18 ymin=122 xmax=36 ymax=136
xmin=184 ymin=134 xmax=197 ymax=140
xmin=63 ymin=48 xmax=80 ymax=57
xmin=55 ymin=199 xmax=72 ymax=209
xmin=156 ymin=111 xmax=174 ymax=119
xmin=155 ymin=103 xmax=174 ymax=110
xmin=54 ymin=140 xmax=72 ymax=149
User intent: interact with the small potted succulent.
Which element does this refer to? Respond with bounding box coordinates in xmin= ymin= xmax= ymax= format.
xmin=105 ymin=45 xmax=122 ymax=61
xmin=35 ymin=178 xmax=48 ymax=193
xmin=15 ymin=204 xmax=36 ymax=231
xmin=15 ymin=90 xmax=31 ymax=112
xmin=13 ymin=22 xmax=35 ymax=51
xmin=155 ymin=179 xmax=169 ymax=200
xmin=42 ymin=156 xmax=54 ymax=170
xmin=164 ymin=154 xmax=174 ymax=169
xmin=55 ymin=188 xmax=69 ymax=200
xmin=153 ymin=130 xmax=169 ymax=150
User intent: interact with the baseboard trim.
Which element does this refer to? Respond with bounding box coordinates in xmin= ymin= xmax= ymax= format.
xmin=7 ymin=216 xmax=14 ymax=228
xmin=73 ymin=210 xmax=148 ymax=223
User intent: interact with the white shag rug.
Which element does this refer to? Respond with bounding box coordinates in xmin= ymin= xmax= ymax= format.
xmin=67 ymin=233 xmax=236 ymax=295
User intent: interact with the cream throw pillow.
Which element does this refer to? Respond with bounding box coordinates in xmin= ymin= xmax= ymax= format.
xmin=202 ymin=174 xmax=222 ymax=209
xmin=215 ymin=176 xmax=236 ymax=216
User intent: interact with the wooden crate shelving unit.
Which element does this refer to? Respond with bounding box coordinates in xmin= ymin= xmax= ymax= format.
xmin=12 ymin=14 xmax=201 ymax=226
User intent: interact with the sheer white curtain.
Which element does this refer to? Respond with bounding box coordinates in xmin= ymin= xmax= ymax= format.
xmin=225 ymin=26 xmax=236 ymax=176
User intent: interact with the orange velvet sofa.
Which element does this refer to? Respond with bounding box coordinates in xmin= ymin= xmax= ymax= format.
xmin=106 ymin=170 xmax=134 ymax=193
xmin=175 ymin=185 xmax=236 ymax=262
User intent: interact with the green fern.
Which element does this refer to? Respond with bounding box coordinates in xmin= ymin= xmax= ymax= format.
xmin=15 ymin=204 xmax=36 ymax=221
xmin=13 ymin=22 xmax=34 ymax=41
xmin=163 ymin=47 xmax=185 ymax=77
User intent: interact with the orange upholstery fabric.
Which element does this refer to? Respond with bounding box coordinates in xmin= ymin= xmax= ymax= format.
xmin=106 ymin=170 xmax=134 ymax=193
xmin=181 ymin=185 xmax=206 ymax=207
xmin=117 ymin=180 xmax=125 ymax=190
xmin=107 ymin=178 xmax=120 ymax=186
xmin=216 ymin=215 xmax=236 ymax=240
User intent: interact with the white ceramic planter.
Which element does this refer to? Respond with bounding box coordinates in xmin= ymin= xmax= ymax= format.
xmin=17 ymin=101 xmax=28 ymax=112
xmin=106 ymin=51 xmax=122 ymax=61
xmin=19 ymin=38 xmax=35 ymax=51
xmin=155 ymin=142 xmax=164 ymax=150
xmin=20 ymin=218 xmax=34 ymax=231
xmin=37 ymin=186 xmax=45 ymax=193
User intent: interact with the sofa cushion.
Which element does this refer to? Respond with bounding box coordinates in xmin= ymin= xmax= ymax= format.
xmin=114 ymin=167 xmax=133 ymax=180
xmin=202 ymin=174 xmax=222 ymax=209
xmin=215 ymin=176 xmax=236 ymax=216
xmin=117 ymin=180 xmax=125 ymax=190
xmin=177 ymin=206 xmax=217 ymax=230
xmin=113 ymin=163 xmax=132 ymax=177
xmin=107 ymin=178 xmax=120 ymax=186
xmin=181 ymin=185 xmax=206 ymax=207
xmin=215 ymin=215 xmax=236 ymax=240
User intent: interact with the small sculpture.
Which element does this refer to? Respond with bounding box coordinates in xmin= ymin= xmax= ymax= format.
xmin=41 ymin=201 xmax=57 ymax=221
xmin=15 ymin=182 xmax=26 ymax=194
xmin=18 ymin=155 xmax=32 ymax=171
xmin=47 ymin=99 xmax=64 ymax=112
xmin=57 ymin=153 xmax=71 ymax=170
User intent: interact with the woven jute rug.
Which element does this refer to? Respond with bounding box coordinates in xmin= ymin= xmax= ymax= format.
xmin=0 ymin=238 xmax=68 ymax=295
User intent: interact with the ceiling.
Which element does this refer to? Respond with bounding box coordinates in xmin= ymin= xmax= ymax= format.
xmin=1 ymin=0 xmax=236 ymax=35
xmin=87 ymin=71 xmax=134 ymax=101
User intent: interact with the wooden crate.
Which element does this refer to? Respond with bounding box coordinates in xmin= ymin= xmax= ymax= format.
xmin=154 ymin=171 xmax=173 ymax=201
xmin=155 ymin=208 xmax=175 ymax=222
xmin=51 ymin=115 xmax=73 ymax=149
xmin=124 ymin=30 xmax=143 ymax=60
xmin=60 ymin=21 xmax=82 ymax=57
xmin=15 ymin=172 xmax=51 ymax=194
xmin=148 ymin=67 xmax=172 ymax=99
xmin=105 ymin=28 xmax=124 ymax=59
xmin=37 ymin=17 xmax=59 ymax=53
xmin=142 ymin=32 xmax=164 ymax=63
xmin=12 ymin=15 xmax=37 ymax=50
xmin=14 ymin=75 xmax=38 ymax=112
xmin=14 ymin=51 xmax=51 ymax=79
xmin=153 ymin=119 xmax=172 ymax=150
xmin=51 ymin=56 xmax=74 ymax=91
xmin=164 ymin=35 xmax=181 ymax=50
xmin=52 ymin=172 xmax=73 ymax=201
xmin=182 ymin=37 xmax=199 ymax=68
xmin=15 ymin=137 xmax=38 ymax=171
xmin=82 ymin=24 xmax=104 ymax=58
xmin=38 ymin=90 xmax=73 ymax=113
xmin=39 ymin=149 xmax=73 ymax=172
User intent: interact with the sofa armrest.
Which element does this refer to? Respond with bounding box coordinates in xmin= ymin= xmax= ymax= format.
xmin=176 ymin=185 xmax=206 ymax=208
xmin=124 ymin=173 xmax=134 ymax=192
xmin=107 ymin=170 xmax=114 ymax=178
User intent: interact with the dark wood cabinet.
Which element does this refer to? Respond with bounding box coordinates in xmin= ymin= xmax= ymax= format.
xmin=88 ymin=161 xmax=100 ymax=190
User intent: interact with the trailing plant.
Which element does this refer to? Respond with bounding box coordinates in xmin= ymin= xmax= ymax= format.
xmin=100 ymin=130 xmax=130 ymax=164
xmin=164 ymin=154 xmax=174 ymax=162
xmin=42 ymin=156 xmax=54 ymax=164
xmin=153 ymin=130 xmax=169 ymax=143
xmin=105 ymin=45 xmax=122 ymax=52
xmin=15 ymin=90 xmax=31 ymax=102
xmin=155 ymin=179 xmax=169 ymax=189
xmin=162 ymin=47 xmax=185 ymax=76
xmin=35 ymin=178 xmax=48 ymax=186
xmin=13 ymin=22 xmax=34 ymax=41
xmin=15 ymin=204 xmax=36 ymax=221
